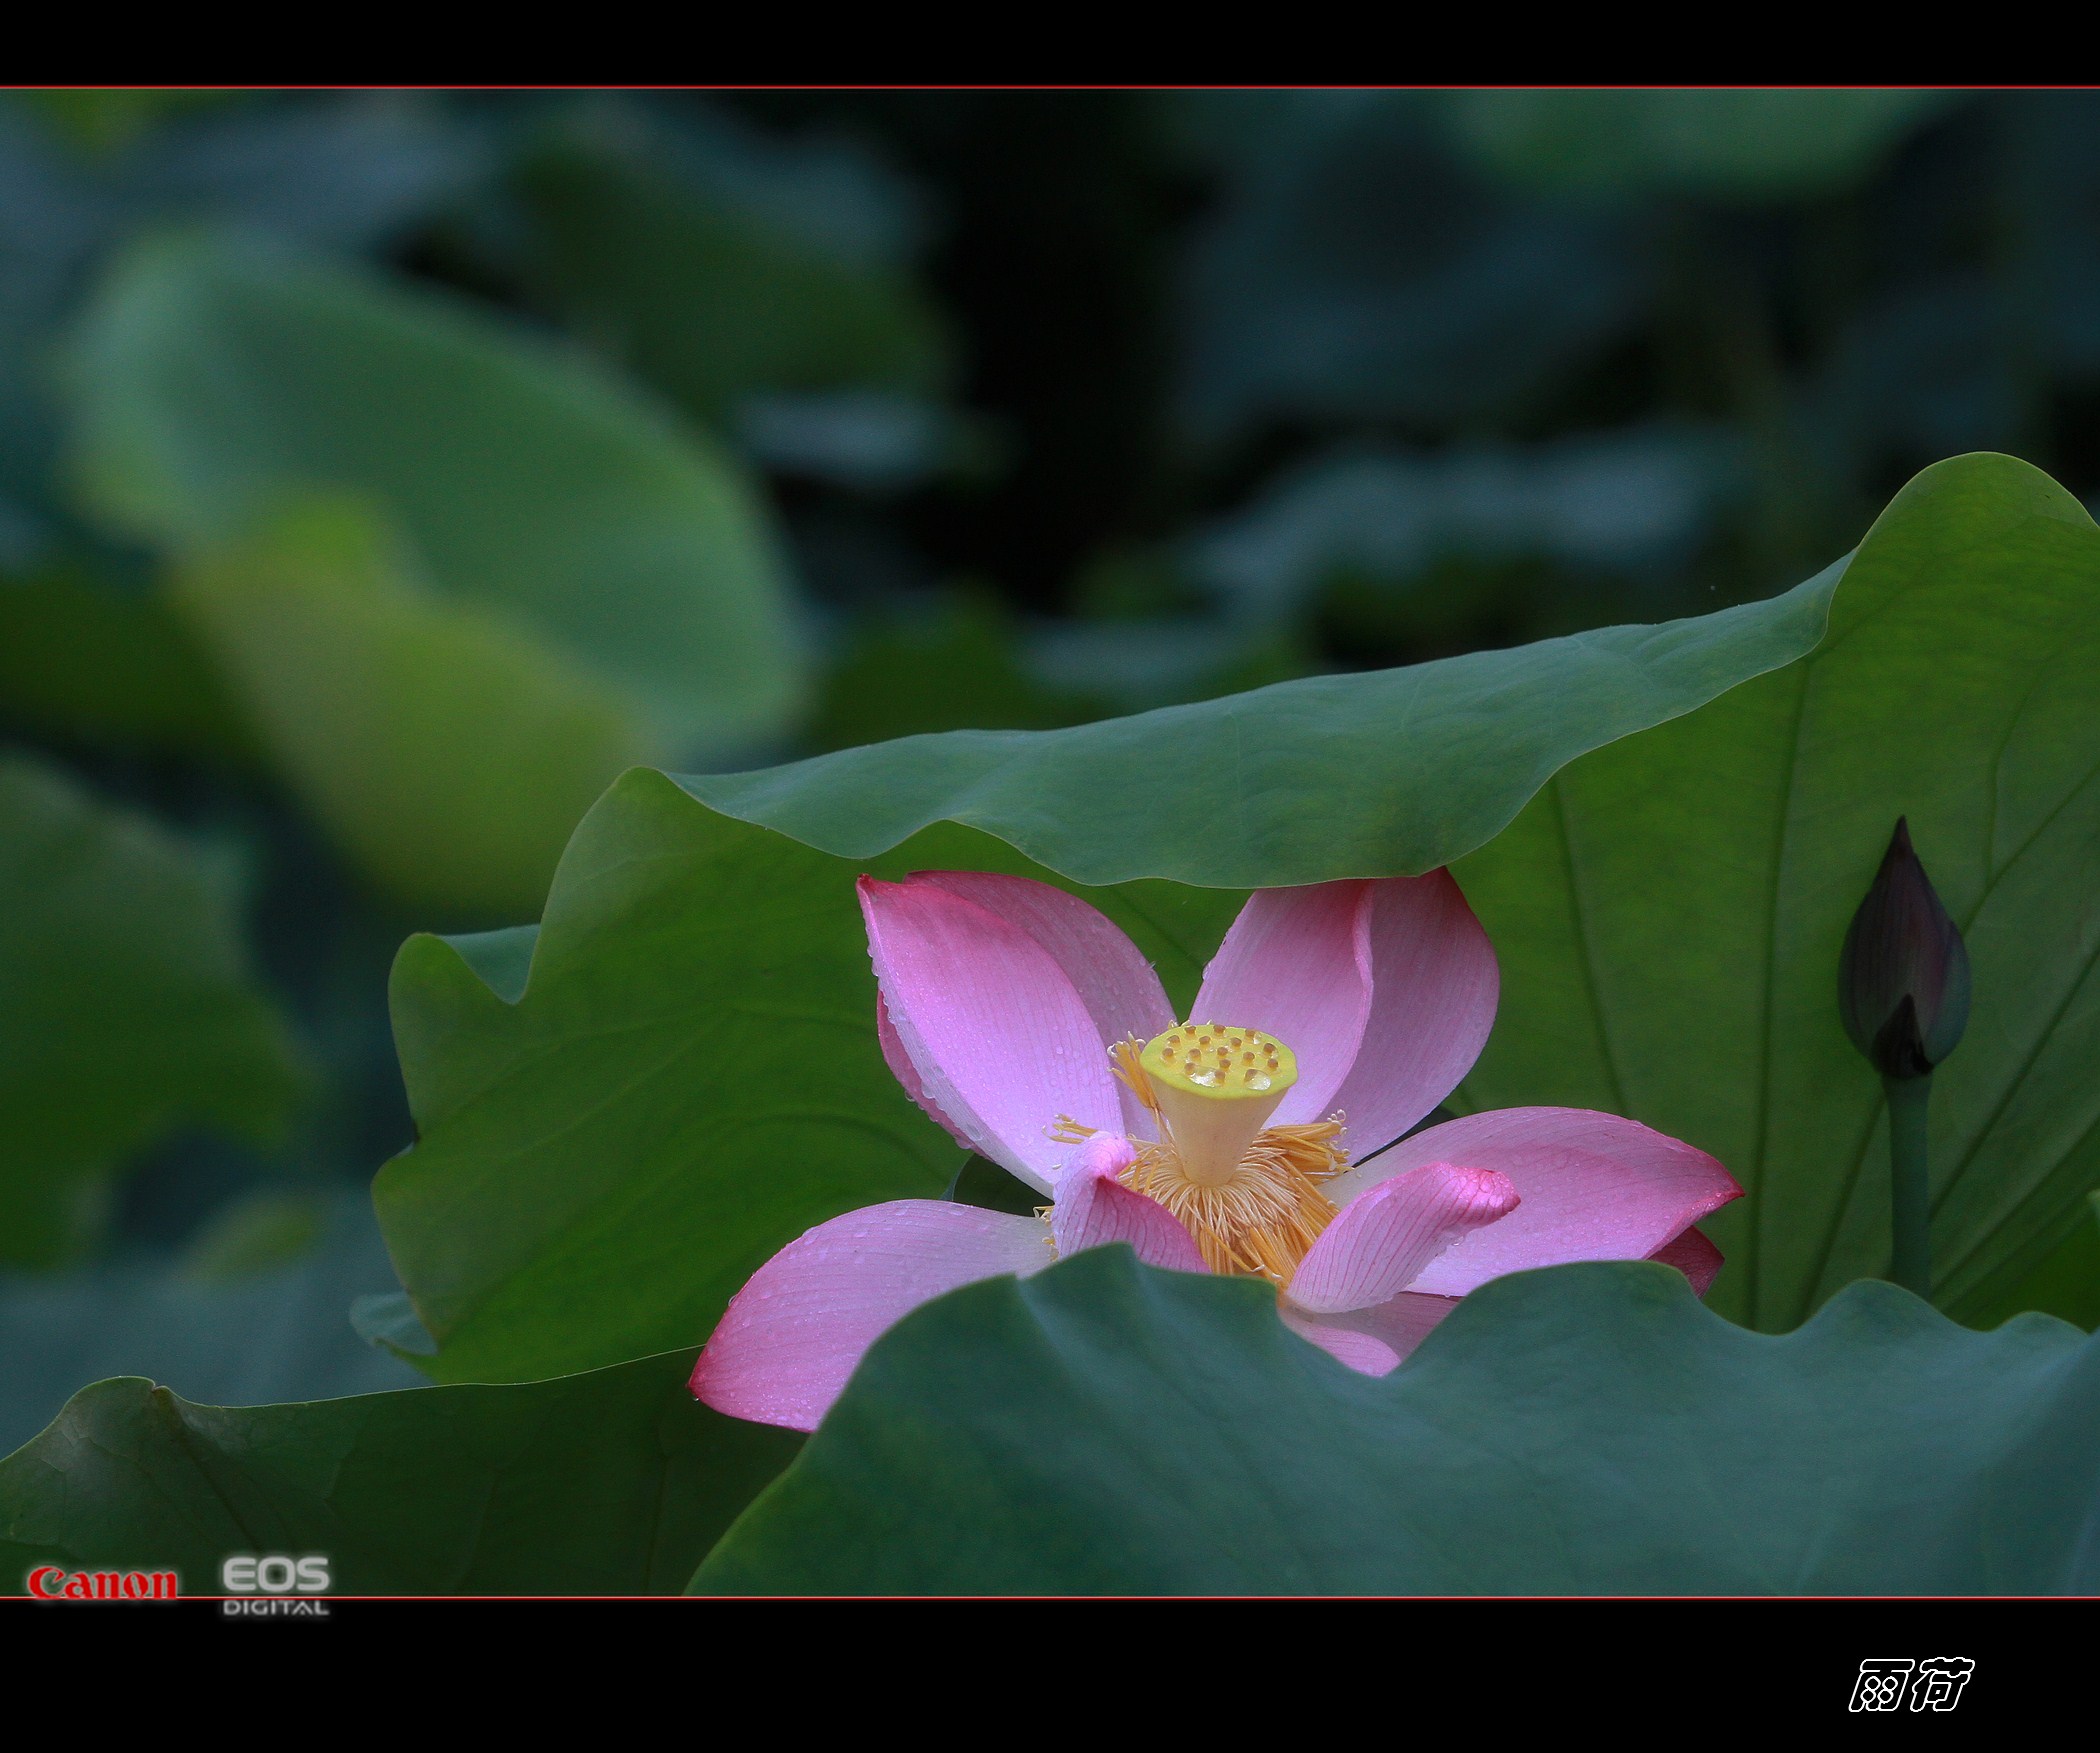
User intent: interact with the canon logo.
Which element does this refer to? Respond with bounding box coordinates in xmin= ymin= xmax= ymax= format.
xmin=26 ymin=1566 xmax=178 ymax=1601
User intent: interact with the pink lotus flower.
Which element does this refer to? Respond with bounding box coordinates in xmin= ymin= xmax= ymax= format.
xmin=693 ymin=870 xmax=1741 ymax=1431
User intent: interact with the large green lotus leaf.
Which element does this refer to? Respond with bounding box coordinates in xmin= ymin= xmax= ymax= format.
xmin=693 ymin=1250 xmax=2100 ymax=1595
xmin=376 ymin=764 xmax=1246 ymax=1384
xmin=679 ymin=453 xmax=2099 ymax=1331
xmin=0 ymin=1348 xmax=798 ymax=1594
xmin=1438 ymin=90 xmax=1956 ymax=201
xmin=677 ymin=558 xmax=1842 ymax=887
xmin=1452 ymin=454 xmax=2100 ymax=1330
xmin=384 ymin=452 xmax=2096 ymax=1381
xmin=173 ymin=501 xmax=656 ymax=918
xmin=66 ymin=230 xmax=808 ymax=768
xmin=510 ymin=110 xmax=950 ymax=419
xmin=0 ymin=752 xmax=305 ymax=1265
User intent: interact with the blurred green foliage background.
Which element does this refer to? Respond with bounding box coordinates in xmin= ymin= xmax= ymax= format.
xmin=6 ymin=87 xmax=2100 ymax=1449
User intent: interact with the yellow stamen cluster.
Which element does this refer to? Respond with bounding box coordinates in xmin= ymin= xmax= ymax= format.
xmin=1101 ymin=1024 xmax=1348 ymax=1288
xmin=1126 ymin=1122 xmax=1346 ymax=1282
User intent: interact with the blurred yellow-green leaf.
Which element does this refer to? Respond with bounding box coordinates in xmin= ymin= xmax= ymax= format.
xmin=177 ymin=1187 xmax=334 ymax=1283
xmin=64 ymin=232 xmax=812 ymax=916
xmin=173 ymin=501 xmax=657 ymax=918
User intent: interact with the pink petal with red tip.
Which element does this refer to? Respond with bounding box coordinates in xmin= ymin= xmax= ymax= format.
xmin=911 ymin=871 xmax=1175 ymax=1138
xmin=1337 ymin=1107 xmax=1741 ymax=1298
xmin=1650 ymin=1224 xmax=1725 ymax=1296
xmin=1285 ymin=1161 xmax=1519 ymax=1315
xmin=1049 ymin=1135 xmax=1205 ymax=1272
xmin=1324 ymin=872 xmax=1500 ymax=1159
xmin=1290 ymin=1217 xmax=1725 ymax=1380
xmin=1192 ymin=881 xmax=1374 ymax=1125
xmin=690 ymin=1200 xmax=1051 ymax=1432
xmin=860 ymin=875 xmax=1123 ymax=1192
xmin=1282 ymin=1292 xmax=1460 ymax=1376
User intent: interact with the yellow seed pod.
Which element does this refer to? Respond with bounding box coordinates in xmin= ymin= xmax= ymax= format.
xmin=1143 ymin=1023 xmax=1296 ymax=1098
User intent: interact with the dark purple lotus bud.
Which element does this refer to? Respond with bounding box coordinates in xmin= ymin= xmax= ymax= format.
xmin=1839 ymin=819 xmax=1970 ymax=1081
